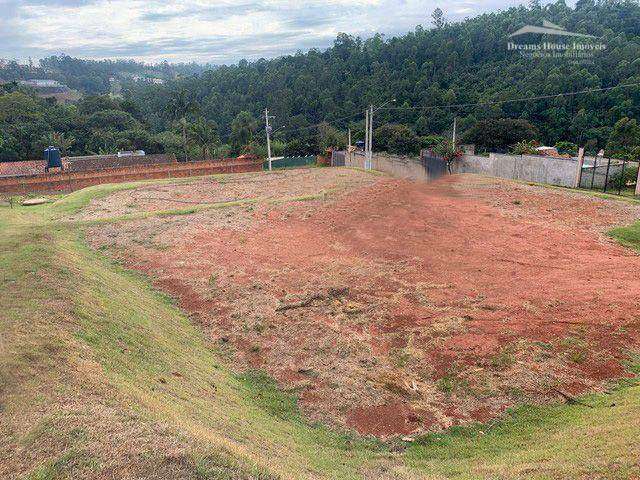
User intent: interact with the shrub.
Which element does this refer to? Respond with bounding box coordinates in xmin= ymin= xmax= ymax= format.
xmin=462 ymin=118 xmax=539 ymax=152
xmin=432 ymin=139 xmax=463 ymax=173
xmin=374 ymin=124 xmax=421 ymax=156
xmin=554 ymin=141 xmax=578 ymax=156
xmin=608 ymin=164 xmax=638 ymax=190
xmin=421 ymin=134 xmax=446 ymax=149
xmin=510 ymin=140 xmax=539 ymax=155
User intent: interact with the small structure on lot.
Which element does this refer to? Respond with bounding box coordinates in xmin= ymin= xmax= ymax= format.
xmin=20 ymin=79 xmax=63 ymax=88
xmin=535 ymin=146 xmax=560 ymax=157
xmin=117 ymin=150 xmax=145 ymax=158
xmin=44 ymin=146 xmax=63 ymax=173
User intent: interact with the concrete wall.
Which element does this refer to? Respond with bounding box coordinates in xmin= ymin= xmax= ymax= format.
xmin=452 ymin=153 xmax=580 ymax=187
xmin=345 ymin=151 xmax=441 ymax=182
xmin=0 ymin=158 xmax=261 ymax=195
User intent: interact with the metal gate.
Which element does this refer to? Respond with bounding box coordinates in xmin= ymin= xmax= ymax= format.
xmin=578 ymin=156 xmax=639 ymax=196
xmin=420 ymin=150 xmax=448 ymax=180
xmin=331 ymin=151 xmax=346 ymax=167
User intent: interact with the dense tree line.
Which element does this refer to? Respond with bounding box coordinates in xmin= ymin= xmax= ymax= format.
xmin=0 ymin=55 xmax=213 ymax=95
xmin=2 ymin=0 xmax=640 ymax=162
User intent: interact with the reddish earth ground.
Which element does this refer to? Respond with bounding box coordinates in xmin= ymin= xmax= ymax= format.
xmin=87 ymin=169 xmax=640 ymax=438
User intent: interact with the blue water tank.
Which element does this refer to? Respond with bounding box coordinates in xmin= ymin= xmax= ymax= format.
xmin=44 ymin=146 xmax=63 ymax=170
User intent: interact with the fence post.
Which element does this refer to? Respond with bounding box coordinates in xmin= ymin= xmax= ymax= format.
xmin=603 ymin=158 xmax=611 ymax=193
xmin=574 ymin=147 xmax=585 ymax=188
xmin=618 ymin=159 xmax=627 ymax=195
xmin=635 ymin=162 xmax=640 ymax=196
xmin=590 ymin=156 xmax=598 ymax=189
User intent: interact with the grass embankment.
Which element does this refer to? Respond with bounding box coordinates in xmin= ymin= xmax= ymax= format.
xmin=609 ymin=221 xmax=640 ymax=252
xmin=1 ymin=175 xmax=640 ymax=479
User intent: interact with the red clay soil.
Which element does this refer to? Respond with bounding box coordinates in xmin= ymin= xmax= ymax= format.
xmin=88 ymin=172 xmax=640 ymax=438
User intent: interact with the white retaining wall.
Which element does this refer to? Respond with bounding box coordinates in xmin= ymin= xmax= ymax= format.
xmin=345 ymin=151 xmax=436 ymax=181
xmin=452 ymin=153 xmax=580 ymax=187
xmin=342 ymin=150 xmax=632 ymax=190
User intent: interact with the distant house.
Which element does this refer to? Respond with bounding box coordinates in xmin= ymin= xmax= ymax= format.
xmin=20 ymin=79 xmax=64 ymax=89
xmin=17 ymin=79 xmax=81 ymax=104
xmin=129 ymin=75 xmax=164 ymax=85
xmin=535 ymin=146 xmax=560 ymax=157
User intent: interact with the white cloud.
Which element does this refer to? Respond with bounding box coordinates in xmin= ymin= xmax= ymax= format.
xmin=0 ymin=0 xmax=551 ymax=64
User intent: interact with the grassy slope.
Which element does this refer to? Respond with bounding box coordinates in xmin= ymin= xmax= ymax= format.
xmin=1 ymin=175 xmax=640 ymax=479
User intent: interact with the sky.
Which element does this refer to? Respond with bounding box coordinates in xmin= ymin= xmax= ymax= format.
xmin=1 ymin=0 xmax=549 ymax=65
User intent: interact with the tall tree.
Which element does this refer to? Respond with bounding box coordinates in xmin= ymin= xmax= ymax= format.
xmin=188 ymin=117 xmax=219 ymax=160
xmin=166 ymin=88 xmax=200 ymax=161
xmin=41 ymin=132 xmax=75 ymax=157
xmin=431 ymin=8 xmax=446 ymax=29
xmin=230 ymin=111 xmax=257 ymax=151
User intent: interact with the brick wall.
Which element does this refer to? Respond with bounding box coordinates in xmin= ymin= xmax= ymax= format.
xmin=0 ymin=158 xmax=262 ymax=195
xmin=66 ymin=153 xmax=176 ymax=172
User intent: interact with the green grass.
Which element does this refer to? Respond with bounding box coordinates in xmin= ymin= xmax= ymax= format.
xmin=24 ymin=450 xmax=100 ymax=480
xmin=406 ymin=392 xmax=640 ymax=479
xmin=47 ymin=173 xmax=233 ymax=218
xmin=2 ymin=173 xmax=640 ymax=479
xmin=46 ymin=178 xmax=326 ymax=228
xmin=609 ymin=221 xmax=640 ymax=252
xmin=525 ymin=181 xmax=640 ymax=205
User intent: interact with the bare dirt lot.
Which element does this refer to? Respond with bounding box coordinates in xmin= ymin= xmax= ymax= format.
xmin=73 ymin=168 xmax=375 ymax=221
xmin=86 ymin=168 xmax=640 ymax=438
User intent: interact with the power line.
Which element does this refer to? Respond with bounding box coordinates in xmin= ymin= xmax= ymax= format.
xmin=275 ymin=111 xmax=364 ymax=135
xmin=272 ymin=81 xmax=640 ymax=135
xmin=380 ymin=82 xmax=640 ymax=112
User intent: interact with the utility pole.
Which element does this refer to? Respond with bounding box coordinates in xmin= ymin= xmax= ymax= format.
xmin=368 ymin=105 xmax=373 ymax=170
xmin=452 ymin=117 xmax=457 ymax=150
xmin=265 ymin=108 xmax=273 ymax=171
xmin=364 ymin=108 xmax=369 ymax=169
xmin=365 ymin=99 xmax=394 ymax=170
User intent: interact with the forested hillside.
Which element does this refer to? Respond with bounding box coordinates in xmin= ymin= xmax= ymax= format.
xmin=2 ymin=0 xmax=640 ymax=162
xmin=0 ymin=55 xmax=212 ymax=94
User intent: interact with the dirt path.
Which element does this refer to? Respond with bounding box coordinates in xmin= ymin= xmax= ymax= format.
xmin=88 ymin=171 xmax=640 ymax=438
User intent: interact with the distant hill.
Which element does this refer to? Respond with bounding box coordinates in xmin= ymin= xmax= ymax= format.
xmin=0 ymin=55 xmax=216 ymax=95
xmin=2 ymin=0 xmax=640 ymax=162
xmin=123 ymin=0 xmax=640 ymax=151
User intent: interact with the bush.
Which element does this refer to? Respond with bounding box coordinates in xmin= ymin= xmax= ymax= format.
xmin=510 ymin=140 xmax=539 ymax=155
xmin=608 ymin=164 xmax=638 ymax=190
xmin=373 ymin=124 xmax=420 ymax=156
xmin=421 ymin=134 xmax=446 ymax=149
xmin=432 ymin=139 xmax=463 ymax=172
xmin=554 ymin=141 xmax=578 ymax=156
xmin=462 ymin=118 xmax=539 ymax=152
